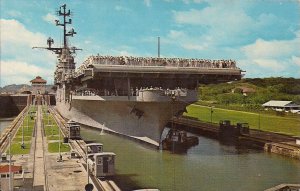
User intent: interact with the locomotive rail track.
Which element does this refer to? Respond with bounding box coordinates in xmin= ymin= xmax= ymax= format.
xmin=0 ymin=106 xmax=29 ymax=153
xmin=49 ymin=106 xmax=121 ymax=191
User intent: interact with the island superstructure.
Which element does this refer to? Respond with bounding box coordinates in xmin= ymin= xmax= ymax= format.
xmin=34 ymin=4 xmax=242 ymax=147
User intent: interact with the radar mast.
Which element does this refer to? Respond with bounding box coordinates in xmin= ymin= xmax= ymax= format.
xmin=33 ymin=4 xmax=81 ymax=85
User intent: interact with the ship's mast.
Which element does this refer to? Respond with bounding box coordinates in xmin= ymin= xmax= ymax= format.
xmin=33 ymin=4 xmax=81 ymax=83
xmin=55 ymin=4 xmax=75 ymax=48
xmin=33 ymin=4 xmax=81 ymax=104
xmin=33 ymin=4 xmax=80 ymax=54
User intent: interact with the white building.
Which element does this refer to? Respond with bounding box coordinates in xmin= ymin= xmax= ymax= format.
xmin=0 ymin=165 xmax=22 ymax=190
xmin=262 ymin=100 xmax=300 ymax=112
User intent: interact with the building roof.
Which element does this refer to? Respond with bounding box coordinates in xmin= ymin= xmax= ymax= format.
xmin=30 ymin=76 xmax=47 ymax=84
xmin=237 ymin=86 xmax=256 ymax=93
xmin=262 ymin=100 xmax=299 ymax=107
xmin=0 ymin=165 xmax=22 ymax=174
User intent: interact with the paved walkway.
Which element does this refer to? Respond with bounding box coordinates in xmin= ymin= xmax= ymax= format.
xmin=33 ymin=106 xmax=46 ymax=190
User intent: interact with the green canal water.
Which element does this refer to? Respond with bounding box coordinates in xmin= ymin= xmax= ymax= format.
xmin=81 ymin=127 xmax=300 ymax=191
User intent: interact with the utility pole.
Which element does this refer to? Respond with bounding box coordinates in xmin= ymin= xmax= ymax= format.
xmin=27 ymin=110 xmax=29 ymax=131
xmin=258 ymin=111 xmax=261 ymax=131
xmin=86 ymin=147 xmax=89 ymax=184
xmin=158 ymin=36 xmax=160 ymax=58
xmin=8 ymin=133 xmax=12 ymax=191
xmin=21 ymin=114 xmax=24 ymax=149
xmin=210 ymin=106 xmax=214 ymax=124
xmin=58 ymin=122 xmax=62 ymax=162
xmin=48 ymin=111 xmax=50 ymax=125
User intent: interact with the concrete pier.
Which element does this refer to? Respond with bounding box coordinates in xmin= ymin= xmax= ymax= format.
xmin=0 ymin=105 xmax=94 ymax=190
xmin=32 ymin=106 xmax=46 ymax=190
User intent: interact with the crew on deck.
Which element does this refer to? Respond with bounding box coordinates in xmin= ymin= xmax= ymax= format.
xmin=83 ymin=55 xmax=237 ymax=69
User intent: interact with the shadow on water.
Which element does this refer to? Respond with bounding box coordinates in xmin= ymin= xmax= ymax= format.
xmin=110 ymin=174 xmax=142 ymax=191
xmin=161 ymin=127 xmax=262 ymax=156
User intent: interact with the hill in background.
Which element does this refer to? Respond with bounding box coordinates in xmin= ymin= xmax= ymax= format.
xmin=0 ymin=84 xmax=55 ymax=94
xmin=199 ymin=77 xmax=300 ymax=111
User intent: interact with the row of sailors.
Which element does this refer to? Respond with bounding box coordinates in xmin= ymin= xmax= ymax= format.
xmin=83 ymin=55 xmax=237 ymax=69
xmin=74 ymin=87 xmax=187 ymax=97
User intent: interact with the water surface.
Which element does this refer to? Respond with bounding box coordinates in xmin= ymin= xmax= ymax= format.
xmin=81 ymin=127 xmax=300 ymax=191
xmin=0 ymin=119 xmax=12 ymax=133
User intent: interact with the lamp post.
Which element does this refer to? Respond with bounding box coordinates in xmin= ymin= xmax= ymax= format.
xmin=47 ymin=111 xmax=50 ymax=125
xmin=51 ymin=120 xmax=54 ymax=136
xmin=27 ymin=110 xmax=29 ymax=131
xmin=21 ymin=114 xmax=24 ymax=149
xmin=86 ymin=146 xmax=89 ymax=184
xmin=58 ymin=122 xmax=62 ymax=162
xmin=8 ymin=133 xmax=12 ymax=191
xmin=210 ymin=106 xmax=214 ymax=124
xmin=258 ymin=110 xmax=261 ymax=131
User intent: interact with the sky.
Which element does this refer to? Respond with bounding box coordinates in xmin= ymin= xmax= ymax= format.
xmin=0 ymin=0 xmax=299 ymax=86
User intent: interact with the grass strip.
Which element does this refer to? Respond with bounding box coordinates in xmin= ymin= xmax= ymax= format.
xmin=48 ymin=142 xmax=70 ymax=153
xmin=185 ymin=104 xmax=300 ymax=136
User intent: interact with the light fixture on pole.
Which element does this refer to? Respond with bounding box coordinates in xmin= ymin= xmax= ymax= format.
xmin=47 ymin=111 xmax=50 ymax=125
xmin=58 ymin=122 xmax=62 ymax=162
xmin=8 ymin=132 xmax=12 ymax=191
xmin=210 ymin=106 xmax=214 ymax=124
xmin=21 ymin=114 xmax=25 ymax=149
xmin=27 ymin=110 xmax=29 ymax=131
xmin=86 ymin=146 xmax=89 ymax=184
xmin=258 ymin=110 xmax=261 ymax=131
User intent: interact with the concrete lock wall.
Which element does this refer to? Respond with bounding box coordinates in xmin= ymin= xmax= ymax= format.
xmin=0 ymin=95 xmax=28 ymax=117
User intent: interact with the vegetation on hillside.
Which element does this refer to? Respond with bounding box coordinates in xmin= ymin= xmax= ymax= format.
xmin=0 ymin=84 xmax=55 ymax=94
xmin=198 ymin=77 xmax=300 ymax=112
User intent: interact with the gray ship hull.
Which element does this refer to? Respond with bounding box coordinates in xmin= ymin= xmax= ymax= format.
xmin=56 ymin=96 xmax=190 ymax=147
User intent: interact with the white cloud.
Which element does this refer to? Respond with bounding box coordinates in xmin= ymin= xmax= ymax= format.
xmin=42 ymin=13 xmax=58 ymax=25
xmin=84 ymin=40 xmax=91 ymax=44
xmin=144 ymin=0 xmax=151 ymax=7
xmin=168 ymin=1 xmax=300 ymax=77
xmin=7 ymin=10 xmax=22 ymax=17
xmin=171 ymin=5 xmax=257 ymax=49
xmin=115 ymin=5 xmax=130 ymax=12
xmin=168 ymin=30 xmax=185 ymax=39
xmin=0 ymin=19 xmax=56 ymax=86
xmin=0 ymin=19 xmax=55 ymax=62
xmin=252 ymin=59 xmax=285 ymax=71
xmin=173 ymin=7 xmax=253 ymax=31
xmin=171 ymin=1 xmax=289 ymax=49
xmin=182 ymin=0 xmax=204 ymax=3
xmin=1 ymin=60 xmax=52 ymax=85
xmin=292 ymin=56 xmax=300 ymax=66
xmin=242 ymin=38 xmax=299 ymax=59
xmin=182 ymin=43 xmax=205 ymax=51
xmin=242 ymin=35 xmax=300 ymax=59
xmin=1 ymin=19 xmax=46 ymax=47
xmin=193 ymin=0 xmax=205 ymax=3
xmin=239 ymin=31 xmax=300 ymax=77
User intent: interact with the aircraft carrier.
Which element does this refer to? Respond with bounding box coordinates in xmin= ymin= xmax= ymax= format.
xmin=34 ymin=4 xmax=242 ymax=147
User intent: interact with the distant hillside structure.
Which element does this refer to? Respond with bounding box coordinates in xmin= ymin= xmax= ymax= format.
xmin=232 ymin=86 xmax=256 ymax=96
xmin=262 ymin=100 xmax=300 ymax=112
xmin=19 ymin=85 xmax=31 ymax=94
xmin=30 ymin=76 xmax=47 ymax=95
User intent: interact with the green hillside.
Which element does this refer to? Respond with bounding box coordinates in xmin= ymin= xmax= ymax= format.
xmin=197 ymin=77 xmax=300 ymax=112
xmin=184 ymin=77 xmax=300 ymax=136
